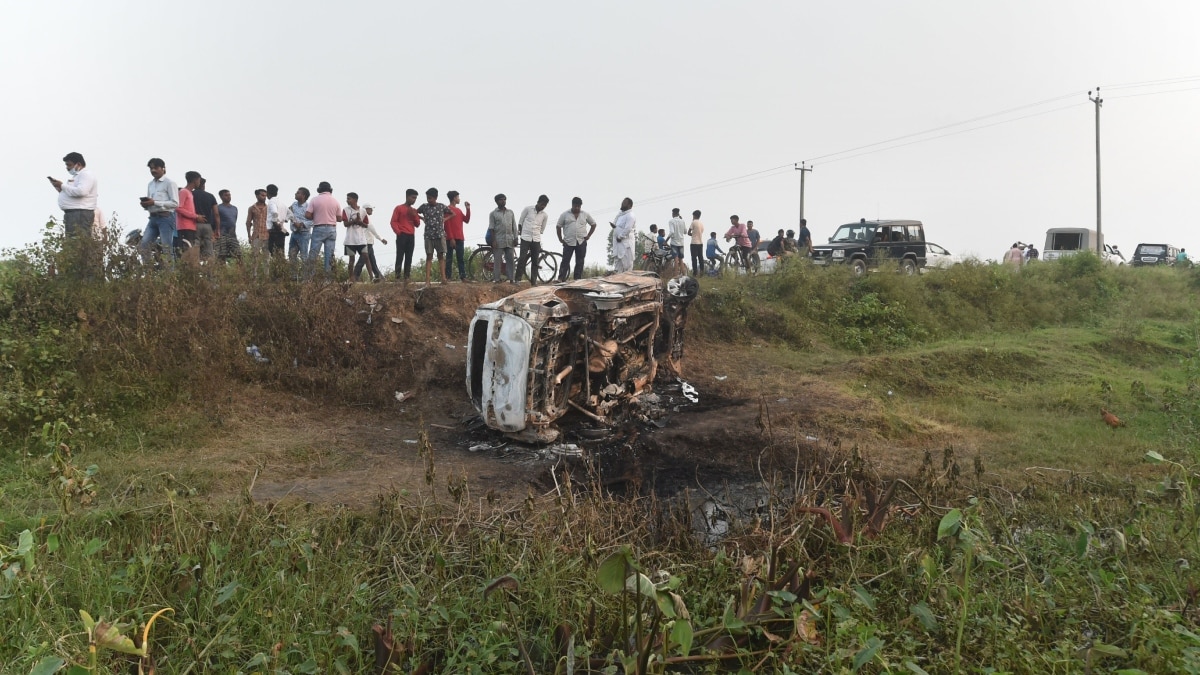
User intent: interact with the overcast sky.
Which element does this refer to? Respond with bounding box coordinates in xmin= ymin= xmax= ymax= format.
xmin=5 ymin=0 xmax=1199 ymax=263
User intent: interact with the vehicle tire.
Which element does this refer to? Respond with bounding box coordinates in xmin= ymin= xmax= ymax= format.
xmin=467 ymin=247 xmax=494 ymax=280
xmin=851 ymin=258 xmax=867 ymax=276
xmin=900 ymin=258 xmax=917 ymax=276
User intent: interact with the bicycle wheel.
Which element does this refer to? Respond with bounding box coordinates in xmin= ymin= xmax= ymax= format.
xmin=537 ymin=252 xmax=560 ymax=283
xmin=468 ymin=247 xmax=494 ymax=280
xmin=746 ymin=252 xmax=760 ymax=276
xmin=720 ymin=251 xmax=739 ymax=278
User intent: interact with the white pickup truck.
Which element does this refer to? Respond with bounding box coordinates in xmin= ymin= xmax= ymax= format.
xmin=1041 ymin=228 xmax=1125 ymax=265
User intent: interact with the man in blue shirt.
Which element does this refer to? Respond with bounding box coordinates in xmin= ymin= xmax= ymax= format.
xmin=705 ymin=232 xmax=724 ymax=275
xmin=797 ymin=219 xmax=812 ymax=256
xmin=216 ymin=189 xmax=240 ymax=263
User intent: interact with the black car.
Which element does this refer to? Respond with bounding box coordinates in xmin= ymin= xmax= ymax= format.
xmin=1130 ymin=243 xmax=1179 ymax=267
xmin=810 ymin=219 xmax=927 ymax=276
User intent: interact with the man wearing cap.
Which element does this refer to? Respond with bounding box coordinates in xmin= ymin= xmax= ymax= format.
xmin=358 ymin=203 xmax=386 ymax=282
xmin=555 ymin=197 xmax=596 ymax=281
xmin=610 ymin=197 xmax=636 ymax=272
xmin=488 ymin=194 xmax=518 ymax=283
xmin=516 ymin=195 xmax=549 ymax=285
xmin=305 ymin=181 xmax=343 ymax=275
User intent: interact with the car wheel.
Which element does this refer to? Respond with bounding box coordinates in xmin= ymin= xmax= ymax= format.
xmin=900 ymin=259 xmax=917 ymax=276
xmin=851 ymin=258 xmax=867 ymax=276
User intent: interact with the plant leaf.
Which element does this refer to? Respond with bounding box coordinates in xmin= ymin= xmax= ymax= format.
xmin=94 ymin=621 xmax=142 ymax=656
xmin=909 ymin=603 xmax=938 ymax=632
xmin=1091 ymin=642 xmax=1128 ymax=658
xmin=597 ymin=548 xmax=632 ymax=594
xmin=214 ymin=580 xmax=240 ymax=606
xmin=653 ymin=590 xmax=677 ymax=618
xmin=852 ymin=585 xmax=876 ymax=612
xmin=46 ymin=533 xmax=59 ymax=554
xmin=670 ymin=619 xmax=693 ymax=656
xmin=904 ymin=662 xmax=932 ymax=675
xmin=484 ymin=575 xmax=519 ymax=600
xmin=79 ymin=610 xmax=96 ymax=633
xmin=29 ymin=656 xmax=66 ymax=675
xmin=852 ymin=637 xmax=883 ymax=672
xmin=1144 ymin=450 xmax=1165 ymax=463
xmin=937 ymin=509 xmax=963 ymax=540
xmin=722 ymin=600 xmax=746 ymax=631
xmin=82 ymin=538 xmax=105 ymax=558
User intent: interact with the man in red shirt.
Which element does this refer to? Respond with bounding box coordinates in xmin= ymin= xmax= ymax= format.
xmin=175 ymin=171 xmax=206 ymax=263
xmin=389 ymin=188 xmax=421 ymax=282
xmin=444 ymin=190 xmax=471 ymax=281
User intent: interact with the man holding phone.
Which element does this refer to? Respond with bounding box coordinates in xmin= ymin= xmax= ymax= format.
xmin=139 ymin=158 xmax=180 ymax=266
xmin=48 ymin=152 xmax=98 ymax=239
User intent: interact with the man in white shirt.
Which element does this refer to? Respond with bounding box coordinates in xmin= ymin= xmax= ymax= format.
xmin=516 ymin=195 xmax=550 ymax=285
xmin=50 ymin=151 xmax=98 ymax=238
xmin=358 ymin=203 xmax=387 ymax=282
xmin=139 ymin=157 xmax=180 ymax=266
xmin=342 ymin=192 xmax=371 ymax=281
xmin=688 ymin=210 xmax=705 ymax=276
xmin=667 ymin=207 xmax=688 ymax=265
xmin=555 ymin=197 xmax=597 ymax=281
xmin=266 ymin=184 xmax=288 ymax=259
xmin=610 ymin=197 xmax=636 ymax=272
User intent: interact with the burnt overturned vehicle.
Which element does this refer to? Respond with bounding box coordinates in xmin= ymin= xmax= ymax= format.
xmin=467 ymin=272 xmax=698 ymax=442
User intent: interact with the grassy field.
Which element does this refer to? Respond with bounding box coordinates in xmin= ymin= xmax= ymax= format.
xmin=3 ymin=231 xmax=1200 ymax=673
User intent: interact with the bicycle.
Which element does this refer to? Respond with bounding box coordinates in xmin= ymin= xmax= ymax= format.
xmin=720 ymin=245 xmax=759 ymax=278
xmin=467 ymin=244 xmax=560 ymax=283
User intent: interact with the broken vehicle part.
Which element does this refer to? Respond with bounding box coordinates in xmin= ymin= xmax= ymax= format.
xmin=466 ymin=272 xmax=698 ymax=442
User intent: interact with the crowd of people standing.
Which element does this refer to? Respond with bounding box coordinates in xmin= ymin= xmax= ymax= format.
xmin=48 ymin=152 xmax=805 ymax=284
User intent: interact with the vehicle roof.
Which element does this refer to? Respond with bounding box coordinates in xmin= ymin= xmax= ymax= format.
xmin=837 ymin=219 xmax=923 ymax=227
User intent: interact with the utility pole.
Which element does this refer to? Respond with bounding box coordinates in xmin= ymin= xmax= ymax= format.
xmin=795 ymin=162 xmax=813 ymax=222
xmin=1088 ymin=87 xmax=1103 ymax=254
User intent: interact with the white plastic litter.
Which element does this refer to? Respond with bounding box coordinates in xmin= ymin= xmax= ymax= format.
xmin=715 ymin=375 xmax=728 ymax=381
xmin=394 ymin=391 xmax=411 ymax=403
xmin=245 ymin=345 xmax=269 ymax=363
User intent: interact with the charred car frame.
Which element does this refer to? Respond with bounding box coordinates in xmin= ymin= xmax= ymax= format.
xmin=466 ymin=272 xmax=698 ymax=442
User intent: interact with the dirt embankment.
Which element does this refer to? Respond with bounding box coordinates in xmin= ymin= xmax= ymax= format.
xmin=131 ymin=281 xmax=962 ymax=510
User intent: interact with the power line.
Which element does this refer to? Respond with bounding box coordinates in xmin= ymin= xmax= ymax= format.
xmin=1106 ymin=84 xmax=1200 ymax=100
xmin=633 ymin=163 xmax=795 ymax=204
xmin=607 ymin=79 xmax=1196 ymax=220
xmin=803 ymin=90 xmax=1083 ymax=163
xmin=816 ymin=101 xmax=1087 ymax=166
xmin=1101 ymin=75 xmax=1200 ymax=91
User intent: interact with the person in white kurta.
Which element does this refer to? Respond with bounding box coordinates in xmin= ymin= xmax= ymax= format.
xmin=611 ymin=197 xmax=636 ymax=272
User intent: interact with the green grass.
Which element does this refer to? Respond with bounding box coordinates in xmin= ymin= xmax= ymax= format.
xmin=4 ymin=232 xmax=1200 ymax=673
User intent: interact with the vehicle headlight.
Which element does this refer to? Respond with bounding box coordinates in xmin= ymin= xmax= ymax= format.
xmin=832 ymin=250 xmax=844 ymax=259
